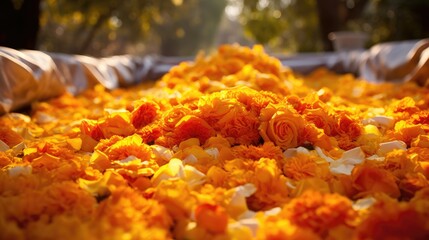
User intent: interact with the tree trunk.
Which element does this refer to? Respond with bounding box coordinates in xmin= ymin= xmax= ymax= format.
xmin=316 ymin=0 xmax=341 ymax=51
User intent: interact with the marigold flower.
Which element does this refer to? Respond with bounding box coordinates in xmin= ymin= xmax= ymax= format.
xmin=256 ymin=218 xmax=321 ymax=240
xmin=335 ymin=112 xmax=363 ymax=140
xmin=281 ymin=191 xmax=357 ymax=236
xmin=391 ymin=120 xmax=426 ymax=146
xmin=351 ymin=165 xmax=400 ymax=198
xmin=130 ymin=100 xmax=160 ymax=129
xmin=304 ymin=108 xmax=336 ymax=136
xmin=355 ymin=197 xmax=429 ymax=240
xmin=160 ymin=105 xmax=192 ymax=132
xmin=195 ymin=203 xmax=229 ymax=234
xmin=283 ymin=153 xmax=331 ymax=181
xmin=173 ymin=115 xmax=215 ymax=145
xmin=104 ymin=134 xmax=153 ymax=161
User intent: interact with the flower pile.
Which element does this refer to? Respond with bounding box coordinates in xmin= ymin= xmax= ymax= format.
xmin=1 ymin=44 xmax=429 ymax=239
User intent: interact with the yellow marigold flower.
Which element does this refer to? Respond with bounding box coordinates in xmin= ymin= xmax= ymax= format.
xmin=95 ymin=186 xmax=173 ymax=237
xmin=281 ymin=191 xmax=357 ymax=236
xmin=283 ymin=153 xmax=331 ymax=181
xmin=391 ymin=120 xmax=426 ymax=146
xmin=249 ymin=158 xmax=290 ymax=210
xmin=257 ymin=218 xmax=321 ymax=240
xmin=104 ymin=134 xmax=152 ymax=161
xmin=152 ymin=179 xmax=197 ymax=220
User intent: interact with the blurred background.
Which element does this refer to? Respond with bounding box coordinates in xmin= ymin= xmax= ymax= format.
xmin=1 ymin=0 xmax=429 ymax=57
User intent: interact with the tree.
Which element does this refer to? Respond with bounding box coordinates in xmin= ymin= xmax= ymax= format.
xmin=38 ymin=0 xmax=226 ymax=56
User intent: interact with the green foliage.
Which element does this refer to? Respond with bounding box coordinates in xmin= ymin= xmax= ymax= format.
xmin=37 ymin=0 xmax=429 ymax=55
xmin=38 ymin=0 xmax=225 ymax=56
xmin=347 ymin=0 xmax=429 ymax=46
xmin=240 ymin=0 xmax=322 ymax=52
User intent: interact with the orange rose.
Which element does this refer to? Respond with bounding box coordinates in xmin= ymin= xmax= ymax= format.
xmin=259 ymin=104 xmax=306 ymax=149
xmin=160 ymin=105 xmax=192 ymax=132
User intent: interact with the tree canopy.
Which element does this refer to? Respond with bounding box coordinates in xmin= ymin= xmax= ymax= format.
xmin=30 ymin=0 xmax=429 ymax=56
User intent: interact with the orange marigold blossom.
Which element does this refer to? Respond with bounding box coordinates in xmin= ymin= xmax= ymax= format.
xmin=194 ymin=203 xmax=229 ymax=234
xmin=354 ymin=196 xmax=429 ymax=240
xmin=303 ymin=108 xmax=336 ymax=136
xmin=225 ymin=86 xmax=280 ymax=115
xmin=351 ymin=165 xmax=400 ymax=198
xmin=103 ymin=134 xmax=153 ymax=161
xmin=259 ymin=104 xmax=306 ymax=150
xmin=334 ymin=111 xmax=363 ymax=140
xmin=283 ymin=153 xmax=331 ymax=181
xmin=391 ymin=120 xmax=426 ymax=146
xmin=3 ymin=44 xmax=429 ymax=239
xmin=130 ymin=100 xmax=160 ymax=129
xmin=280 ymin=191 xmax=357 ymax=236
xmin=231 ymin=142 xmax=284 ymax=162
xmin=173 ymin=115 xmax=215 ymax=145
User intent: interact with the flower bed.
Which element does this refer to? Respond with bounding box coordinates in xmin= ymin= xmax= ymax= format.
xmin=1 ymin=44 xmax=429 ymax=239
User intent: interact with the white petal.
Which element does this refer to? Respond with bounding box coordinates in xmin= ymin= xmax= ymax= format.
xmin=362 ymin=116 xmax=395 ymax=129
xmin=12 ymin=142 xmax=26 ymax=155
xmin=330 ymin=163 xmax=355 ymax=175
xmin=230 ymin=184 xmax=257 ymax=210
xmin=367 ymin=155 xmax=385 ymax=162
xmin=151 ymin=158 xmax=185 ymax=186
xmin=119 ymin=155 xmax=139 ymax=163
xmin=8 ymin=113 xmax=31 ymax=123
xmin=353 ymin=197 xmax=376 ymax=211
xmin=341 ymin=147 xmax=365 ymax=165
xmin=264 ymin=207 xmax=282 ymax=216
xmin=151 ymin=145 xmax=173 ymax=161
xmin=35 ymin=112 xmax=57 ymax=124
xmin=377 ymin=140 xmax=407 ymax=156
xmin=183 ymin=154 xmax=198 ymax=164
xmin=184 ymin=165 xmax=206 ymax=188
xmin=8 ymin=165 xmax=32 ymax=177
xmin=283 ymin=148 xmax=297 ymax=158
xmin=205 ymin=147 xmax=219 ymax=160
xmin=238 ymin=210 xmax=256 ymax=220
xmin=0 ymin=140 xmax=10 ymax=152
xmin=315 ymin=146 xmax=334 ymax=163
